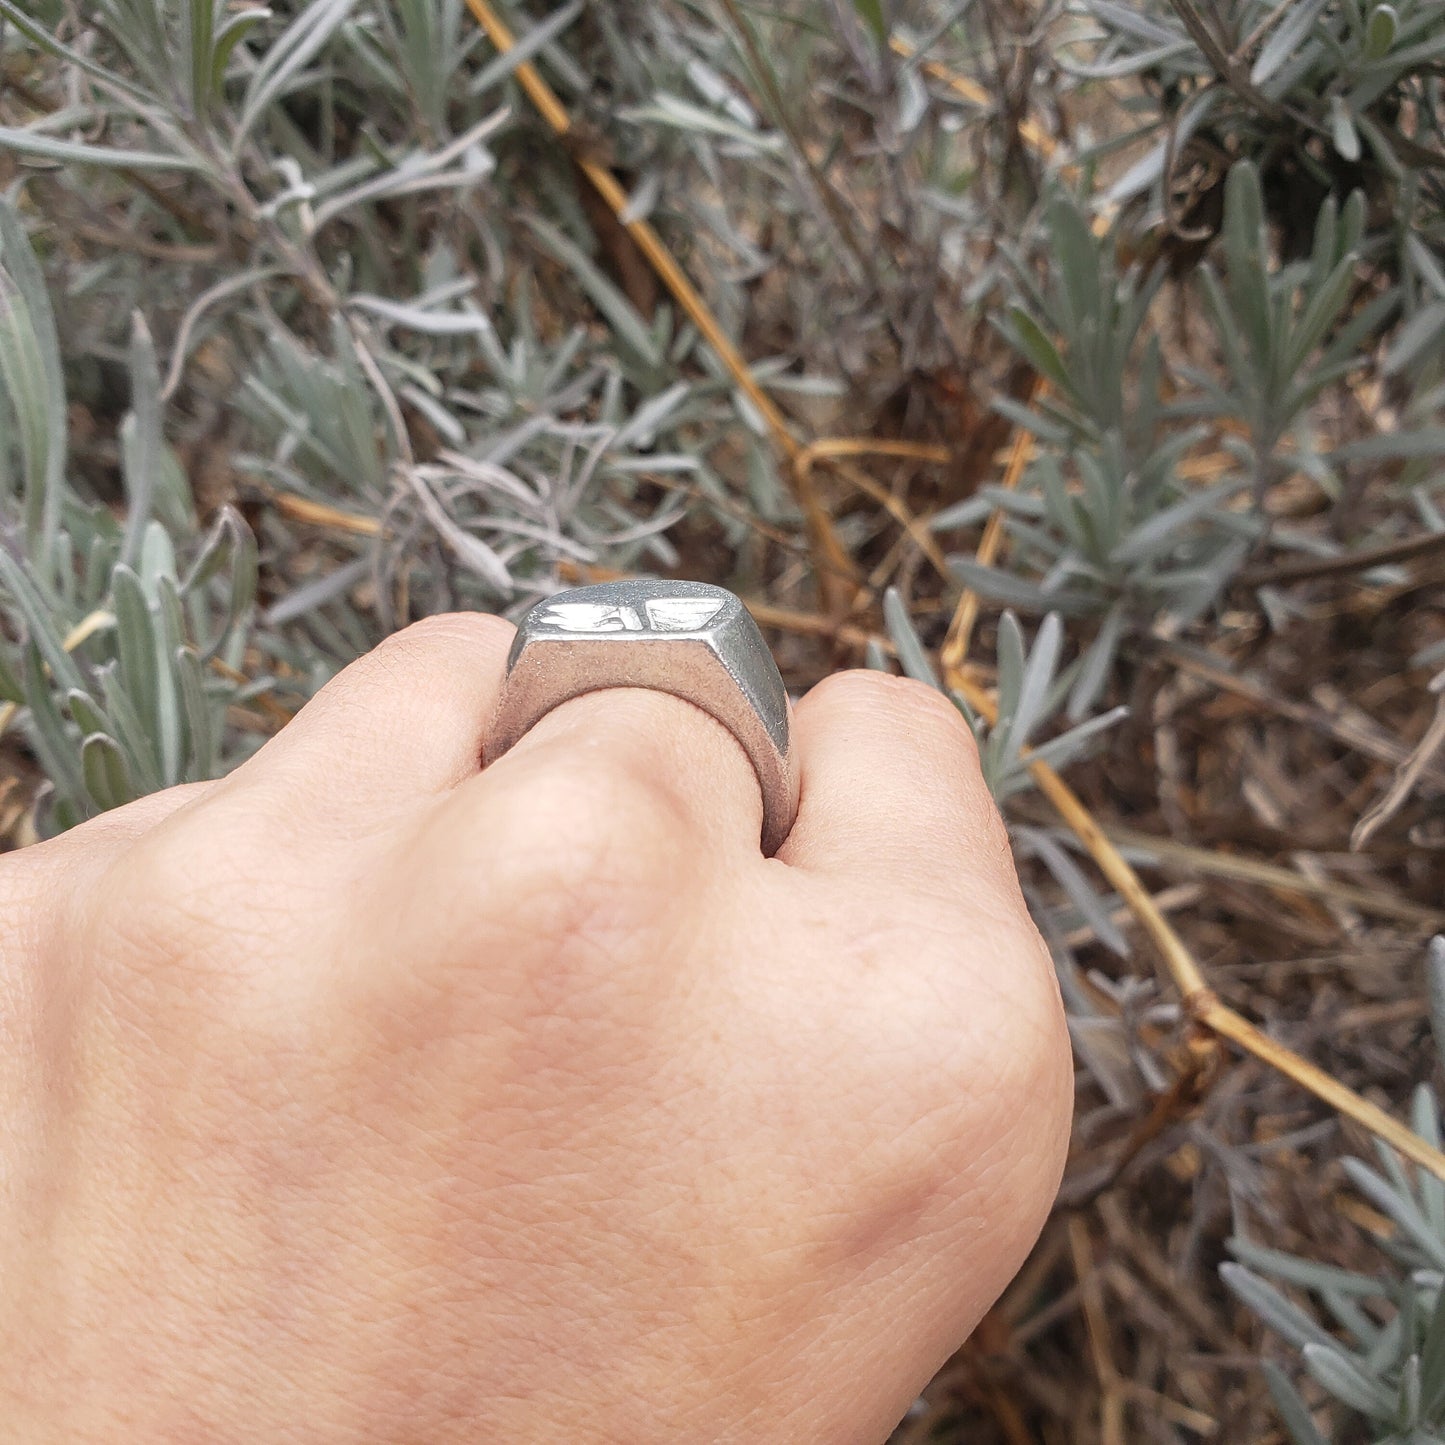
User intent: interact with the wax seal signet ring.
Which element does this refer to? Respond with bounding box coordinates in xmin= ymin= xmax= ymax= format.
xmin=485 ymin=580 xmax=798 ymax=855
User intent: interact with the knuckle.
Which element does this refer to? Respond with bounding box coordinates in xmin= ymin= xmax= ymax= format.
xmin=467 ymin=760 xmax=683 ymax=950
xmin=82 ymin=824 xmax=230 ymax=975
xmin=872 ymin=912 xmax=1071 ymax=1182
xmin=317 ymin=612 xmax=516 ymax=710
xmin=815 ymin=669 xmax=981 ymax=756
xmin=487 ymin=752 xmax=686 ymax=877
xmin=383 ymin=789 xmax=680 ymax=1076
xmin=79 ymin=799 xmax=299 ymax=976
xmin=387 ymin=609 xmax=515 ymax=657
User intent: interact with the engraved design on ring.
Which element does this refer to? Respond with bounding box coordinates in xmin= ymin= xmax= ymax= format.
xmin=485 ymin=580 xmax=798 ymax=856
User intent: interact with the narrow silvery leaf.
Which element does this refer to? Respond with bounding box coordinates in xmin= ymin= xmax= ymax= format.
xmin=1330 ymin=96 xmax=1362 ymax=163
xmin=882 ymin=587 xmax=940 ymax=689
xmin=1222 ymin=1263 xmax=1339 ymax=1351
xmin=1421 ymin=1276 xmax=1445 ymax=1416
xmin=1084 ymin=2 xmax=1181 ymax=46
xmin=1301 ymin=1343 xmax=1395 ymax=1417
xmin=184 ymin=0 xmax=217 ymax=120
xmin=1229 ymin=1236 xmax=1388 ymax=1297
xmin=849 ymin=0 xmax=886 ymax=42
xmin=1322 ymin=1286 xmax=1381 ymax=1354
xmin=409 ymin=474 xmax=512 ymax=593
xmin=0 ymin=201 xmax=65 ymax=565
xmin=1385 ymin=302 xmax=1445 ymax=375
xmin=1403 ymin=1352 xmax=1422 ymax=1426
xmin=0 ymin=269 xmax=54 ymax=552
xmin=1104 ymin=88 xmax=1218 ymax=207
xmin=235 ymin=0 xmax=356 ymax=149
xmin=153 ymin=577 xmax=188 ymax=784
xmin=1262 ymin=1361 xmax=1328 ymax=1445
xmin=1048 ymin=195 xmax=1101 ymax=340
xmin=612 ymin=383 xmax=690 ymax=449
xmin=347 ymin=294 xmax=495 ymax=335
xmin=468 ymin=0 xmax=583 ymax=94
xmin=1407 ymin=235 xmax=1445 ymax=303
xmin=264 ymin=555 xmax=371 ymax=627
xmin=1343 ymin=1158 xmax=1445 ymax=1270
xmin=1019 ymin=826 xmax=1130 ymax=956
xmin=1021 ymin=705 xmax=1127 ymax=776
xmin=1038 ymin=456 xmax=1089 ymax=556
xmin=22 ymin=642 xmax=84 ymax=804
xmin=934 ymin=487 xmax=1044 ymax=531
xmin=1285 ymin=251 xmax=1357 ymax=380
xmin=0 ymin=642 xmax=23 ymax=704
xmin=948 ymin=558 xmax=1077 ymax=612
xmin=110 ymin=565 xmax=162 ymax=776
xmin=209 ymin=518 xmax=258 ymax=661
xmin=1366 ymin=2 xmax=1399 ymax=57
xmin=1068 ymin=604 xmax=1126 ymax=722
xmin=995 ymin=611 xmax=1026 ymax=730
xmin=0 ymin=127 xmax=201 ymax=171
xmin=176 ymin=646 xmax=215 ymax=783
xmin=0 ymin=547 xmax=83 ymax=695
xmin=139 ymin=520 xmax=178 ymax=593
xmin=211 ymin=7 xmax=272 ymax=93
xmin=1111 ymin=480 xmax=1244 ymax=566
xmin=1221 ymin=164 xmax=1272 ymax=366
xmin=1010 ymin=612 xmax=1063 ymax=754
xmin=309 ymin=128 xmax=502 ymax=230
xmin=1410 ymin=1084 xmax=1445 ymax=1239
xmin=1428 ymin=937 xmax=1445 ymax=1077
xmin=630 ymin=95 xmax=784 ymax=153
xmin=66 ymin=689 xmax=109 ymax=740
xmin=1251 ymin=0 xmax=1328 ymax=84
xmin=99 ymin=667 xmax=163 ymax=796
xmin=1003 ymin=308 xmax=1074 ymax=396
xmin=120 ymin=314 xmax=162 ymax=569
xmin=81 ymin=732 xmax=133 ymax=813
xmin=524 ymin=218 xmax=663 ymax=370
xmin=1336 ymin=429 xmax=1445 ymax=463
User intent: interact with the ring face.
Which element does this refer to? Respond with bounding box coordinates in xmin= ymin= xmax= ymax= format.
xmin=487 ymin=580 xmax=797 ymax=855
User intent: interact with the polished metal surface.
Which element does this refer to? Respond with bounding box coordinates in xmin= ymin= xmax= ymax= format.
xmin=486 ymin=580 xmax=798 ymax=855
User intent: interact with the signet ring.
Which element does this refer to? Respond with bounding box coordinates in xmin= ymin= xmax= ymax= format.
xmin=485 ymin=580 xmax=799 ymax=855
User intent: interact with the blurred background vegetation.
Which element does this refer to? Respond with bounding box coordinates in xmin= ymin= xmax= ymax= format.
xmin=3 ymin=0 xmax=1445 ymax=1438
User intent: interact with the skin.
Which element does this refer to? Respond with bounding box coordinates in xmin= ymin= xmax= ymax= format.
xmin=0 ymin=611 xmax=1072 ymax=1443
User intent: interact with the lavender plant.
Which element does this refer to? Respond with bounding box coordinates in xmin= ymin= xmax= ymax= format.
xmin=1226 ymin=939 xmax=1445 ymax=1445
xmin=0 ymin=200 xmax=256 ymax=830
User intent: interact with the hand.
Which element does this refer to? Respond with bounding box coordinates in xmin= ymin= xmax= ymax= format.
xmin=0 ymin=612 xmax=1070 ymax=1443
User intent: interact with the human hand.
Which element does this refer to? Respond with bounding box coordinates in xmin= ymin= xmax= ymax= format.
xmin=0 ymin=612 xmax=1070 ymax=1443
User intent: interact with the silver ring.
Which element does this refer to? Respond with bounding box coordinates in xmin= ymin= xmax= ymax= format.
xmin=486 ymin=580 xmax=798 ymax=855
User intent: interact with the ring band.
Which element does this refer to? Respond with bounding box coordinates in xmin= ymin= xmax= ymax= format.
xmin=486 ymin=580 xmax=798 ymax=855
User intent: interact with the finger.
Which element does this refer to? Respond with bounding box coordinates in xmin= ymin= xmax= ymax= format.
xmin=777 ymin=670 xmax=1016 ymax=898
xmin=473 ymin=684 xmax=765 ymax=861
xmin=237 ymin=612 xmax=515 ymax=807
